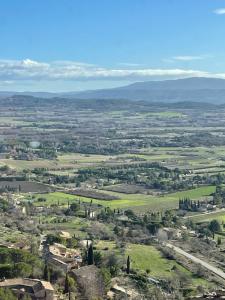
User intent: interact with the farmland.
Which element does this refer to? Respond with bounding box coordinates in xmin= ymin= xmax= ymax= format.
xmin=28 ymin=185 xmax=216 ymax=211
xmin=125 ymin=243 xmax=210 ymax=288
xmin=1 ymin=97 xmax=225 ymax=299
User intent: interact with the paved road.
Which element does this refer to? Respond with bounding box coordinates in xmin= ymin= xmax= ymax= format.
xmin=183 ymin=208 xmax=225 ymax=219
xmin=166 ymin=243 xmax=225 ymax=280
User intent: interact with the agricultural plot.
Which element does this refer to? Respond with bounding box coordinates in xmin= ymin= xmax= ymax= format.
xmin=191 ymin=210 xmax=225 ymax=223
xmin=0 ymin=158 xmax=58 ymax=171
xmin=0 ymin=153 xmax=118 ymax=173
xmin=30 ymin=185 xmax=216 ymax=211
xmin=0 ymin=181 xmax=53 ymax=193
xmin=41 ymin=217 xmax=90 ymax=238
xmin=125 ymin=244 xmax=210 ymax=288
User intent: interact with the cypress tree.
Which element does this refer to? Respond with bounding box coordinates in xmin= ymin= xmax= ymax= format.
xmin=43 ymin=263 xmax=50 ymax=281
xmin=87 ymin=244 xmax=94 ymax=265
xmin=64 ymin=273 xmax=69 ymax=294
xmin=126 ymin=256 xmax=130 ymax=274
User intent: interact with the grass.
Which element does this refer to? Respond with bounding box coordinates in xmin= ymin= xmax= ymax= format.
xmin=30 ymin=185 xmax=216 ymax=211
xmin=41 ymin=217 xmax=89 ymax=238
xmin=126 ymin=244 xmax=175 ymax=277
xmin=125 ymin=244 xmax=211 ymax=288
xmin=31 ymin=192 xmax=77 ymax=206
xmin=0 ymin=158 xmax=58 ymax=171
xmin=192 ymin=210 xmax=225 ymax=223
xmin=58 ymin=153 xmax=111 ymax=163
xmin=95 ymin=240 xmax=116 ymax=251
xmin=0 ymin=153 xmax=113 ymax=172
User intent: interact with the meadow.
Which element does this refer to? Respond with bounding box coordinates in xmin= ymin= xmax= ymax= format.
xmin=30 ymin=185 xmax=216 ymax=211
xmin=125 ymin=244 xmax=211 ymax=288
xmin=191 ymin=210 xmax=225 ymax=223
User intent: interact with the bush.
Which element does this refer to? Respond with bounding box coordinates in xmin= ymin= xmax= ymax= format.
xmin=0 ymin=288 xmax=17 ymax=300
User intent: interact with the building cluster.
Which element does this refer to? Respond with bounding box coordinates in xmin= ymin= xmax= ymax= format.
xmin=47 ymin=242 xmax=82 ymax=272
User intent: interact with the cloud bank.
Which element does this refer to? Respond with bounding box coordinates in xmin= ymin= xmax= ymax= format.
xmin=0 ymin=58 xmax=218 ymax=81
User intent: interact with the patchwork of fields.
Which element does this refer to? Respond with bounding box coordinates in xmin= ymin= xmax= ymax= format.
xmin=29 ymin=185 xmax=216 ymax=212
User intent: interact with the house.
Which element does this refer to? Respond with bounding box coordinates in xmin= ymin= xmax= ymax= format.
xmin=162 ymin=227 xmax=182 ymax=239
xmin=0 ymin=278 xmax=56 ymax=300
xmin=47 ymin=243 xmax=82 ymax=272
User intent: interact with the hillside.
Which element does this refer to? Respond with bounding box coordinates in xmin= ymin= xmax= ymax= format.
xmin=69 ymin=77 xmax=225 ymax=103
xmin=2 ymin=77 xmax=225 ymax=104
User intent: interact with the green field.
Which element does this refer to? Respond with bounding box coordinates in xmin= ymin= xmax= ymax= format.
xmin=191 ymin=210 xmax=225 ymax=223
xmin=58 ymin=153 xmax=112 ymax=163
xmin=0 ymin=153 xmax=112 ymax=171
xmin=125 ymin=244 xmax=209 ymax=288
xmin=30 ymin=185 xmax=216 ymax=211
xmin=2 ymin=146 xmax=225 ymax=177
xmin=95 ymin=240 xmax=117 ymax=251
xmin=0 ymin=158 xmax=58 ymax=170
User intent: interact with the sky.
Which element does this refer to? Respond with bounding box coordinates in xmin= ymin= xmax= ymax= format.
xmin=1 ymin=0 xmax=225 ymax=92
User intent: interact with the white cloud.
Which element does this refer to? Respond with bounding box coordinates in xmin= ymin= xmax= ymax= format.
xmin=0 ymin=58 xmax=224 ymax=85
xmin=172 ymin=55 xmax=205 ymax=61
xmin=0 ymin=58 xmax=210 ymax=81
xmin=117 ymin=62 xmax=143 ymax=67
xmin=214 ymin=8 xmax=225 ymax=15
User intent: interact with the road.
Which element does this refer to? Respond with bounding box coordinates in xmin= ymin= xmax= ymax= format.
xmin=166 ymin=243 xmax=225 ymax=280
xmin=183 ymin=208 xmax=225 ymax=219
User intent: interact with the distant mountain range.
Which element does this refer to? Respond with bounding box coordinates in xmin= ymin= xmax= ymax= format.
xmin=2 ymin=77 xmax=225 ymax=103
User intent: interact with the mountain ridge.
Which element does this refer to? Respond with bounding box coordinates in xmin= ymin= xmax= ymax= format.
xmin=1 ymin=77 xmax=225 ymax=103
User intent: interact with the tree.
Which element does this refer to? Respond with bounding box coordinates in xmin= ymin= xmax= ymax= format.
xmin=70 ymin=203 xmax=79 ymax=213
xmin=64 ymin=273 xmax=76 ymax=294
xmin=43 ymin=263 xmax=50 ymax=281
xmin=0 ymin=288 xmax=17 ymax=300
xmin=87 ymin=244 xmax=94 ymax=265
xmin=209 ymin=219 xmax=221 ymax=238
xmin=64 ymin=273 xmax=69 ymax=294
xmin=126 ymin=256 xmax=130 ymax=274
xmin=218 ymin=236 xmax=222 ymax=246
xmin=94 ymin=251 xmax=102 ymax=267
xmin=106 ymin=253 xmax=120 ymax=276
xmin=100 ymin=268 xmax=111 ymax=290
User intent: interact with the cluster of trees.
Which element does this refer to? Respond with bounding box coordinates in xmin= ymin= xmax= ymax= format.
xmin=212 ymin=185 xmax=225 ymax=205
xmin=98 ymin=207 xmax=177 ymax=237
xmin=0 ymin=247 xmax=41 ymax=279
xmin=0 ymin=288 xmax=20 ymax=300
xmin=0 ymin=185 xmax=19 ymax=193
xmin=76 ymin=163 xmax=189 ymax=192
xmin=45 ymin=233 xmax=78 ymax=249
xmin=179 ymin=198 xmax=203 ymax=211
xmin=173 ymin=132 xmax=225 ymax=147
xmin=58 ymin=138 xmax=126 ymax=155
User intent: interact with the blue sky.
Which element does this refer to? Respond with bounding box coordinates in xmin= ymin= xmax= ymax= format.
xmin=1 ymin=0 xmax=225 ymax=91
